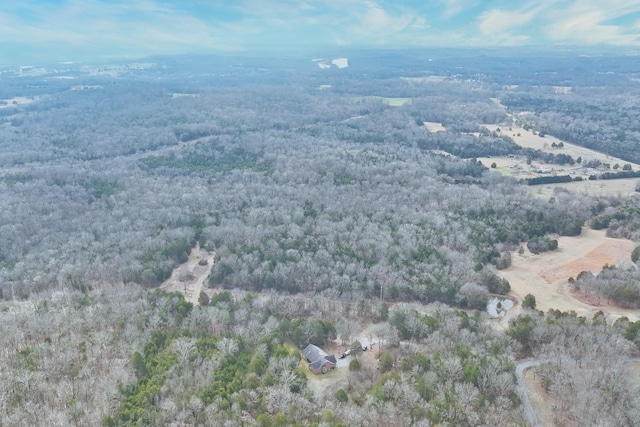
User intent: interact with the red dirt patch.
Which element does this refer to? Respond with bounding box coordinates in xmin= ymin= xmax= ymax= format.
xmin=539 ymin=239 xmax=635 ymax=283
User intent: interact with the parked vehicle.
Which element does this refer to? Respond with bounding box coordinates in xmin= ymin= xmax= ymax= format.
xmin=339 ymin=348 xmax=351 ymax=359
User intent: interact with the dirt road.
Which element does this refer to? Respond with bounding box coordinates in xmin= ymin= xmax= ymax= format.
xmin=516 ymin=360 xmax=542 ymax=427
xmin=160 ymin=244 xmax=215 ymax=305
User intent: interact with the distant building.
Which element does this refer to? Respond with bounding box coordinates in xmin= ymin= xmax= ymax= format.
xmin=302 ymin=344 xmax=337 ymax=374
xmin=530 ymin=162 xmax=552 ymax=173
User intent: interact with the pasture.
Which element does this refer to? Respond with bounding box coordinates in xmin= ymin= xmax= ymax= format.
xmin=496 ymin=227 xmax=639 ymax=325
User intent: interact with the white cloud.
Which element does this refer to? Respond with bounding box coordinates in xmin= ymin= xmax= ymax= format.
xmin=0 ymin=0 xmax=234 ymax=61
xmin=477 ymin=8 xmax=537 ymax=36
xmin=543 ymin=1 xmax=640 ymax=45
xmin=3 ymin=0 xmax=640 ymax=63
xmin=440 ymin=0 xmax=475 ymax=19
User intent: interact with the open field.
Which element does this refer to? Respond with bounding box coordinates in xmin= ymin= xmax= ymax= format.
xmin=496 ymin=227 xmax=639 ymax=326
xmin=355 ymin=96 xmax=412 ymax=107
xmin=529 ymin=177 xmax=640 ymax=198
xmin=0 ymin=96 xmax=37 ymax=108
xmin=423 ymin=121 xmax=445 ymax=132
xmin=477 ymin=154 xmax=640 ymax=198
xmin=401 ymin=76 xmax=447 ymax=83
xmin=382 ymin=97 xmax=411 ymax=106
xmin=484 ymin=121 xmax=640 ymax=170
xmin=479 ymin=153 xmax=640 ymax=197
xmin=480 ymin=99 xmax=640 ymax=197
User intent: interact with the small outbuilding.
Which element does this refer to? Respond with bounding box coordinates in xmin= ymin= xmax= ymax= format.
xmin=302 ymin=344 xmax=337 ymax=374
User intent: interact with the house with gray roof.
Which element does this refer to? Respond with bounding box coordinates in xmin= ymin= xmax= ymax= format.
xmin=302 ymin=344 xmax=336 ymax=374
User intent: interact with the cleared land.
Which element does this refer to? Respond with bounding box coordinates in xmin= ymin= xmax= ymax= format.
xmin=496 ymin=227 xmax=639 ymax=326
xmin=484 ymin=120 xmax=640 ymax=169
xmin=355 ymin=96 xmax=412 ymax=107
xmin=423 ymin=121 xmax=446 ymax=132
xmin=401 ymin=76 xmax=447 ymax=84
xmin=0 ymin=96 xmax=36 ymax=108
xmin=160 ymin=244 xmax=215 ymax=305
xmin=479 ymin=99 xmax=640 ymax=197
xmin=381 ymin=97 xmax=411 ymax=106
xmin=477 ymin=122 xmax=640 ymax=197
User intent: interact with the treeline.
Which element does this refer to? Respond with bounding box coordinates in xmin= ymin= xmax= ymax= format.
xmin=524 ymin=170 xmax=640 ymax=186
xmin=589 ymin=196 xmax=640 ymax=240
xmin=572 ymin=265 xmax=640 ymax=308
xmin=523 ymin=174 xmax=573 ymax=185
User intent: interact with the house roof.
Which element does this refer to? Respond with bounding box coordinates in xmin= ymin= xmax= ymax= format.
xmin=302 ymin=344 xmax=335 ymax=369
xmin=302 ymin=344 xmax=327 ymax=362
xmin=310 ymin=357 xmax=335 ymax=370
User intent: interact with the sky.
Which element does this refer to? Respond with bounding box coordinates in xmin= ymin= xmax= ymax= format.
xmin=2 ymin=0 xmax=640 ymax=64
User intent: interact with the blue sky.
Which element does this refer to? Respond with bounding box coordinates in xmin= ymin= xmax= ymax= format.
xmin=2 ymin=0 xmax=640 ymax=64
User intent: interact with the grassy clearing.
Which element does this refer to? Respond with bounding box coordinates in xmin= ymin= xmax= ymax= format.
xmin=478 ymin=155 xmax=640 ymax=197
xmin=170 ymin=93 xmax=199 ymax=98
xmin=496 ymin=227 xmax=639 ymax=326
xmin=423 ymin=121 xmax=446 ymax=132
xmin=381 ymin=97 xmax=412 ymax=106
xmin=354 ymin=96 xmax=412 ymax=107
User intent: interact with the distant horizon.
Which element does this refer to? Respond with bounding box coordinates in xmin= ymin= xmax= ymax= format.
xmin=2 ymin=0 xmax=640 ymax=65
xmin=4 ymin=44 xmax=640 ymax=69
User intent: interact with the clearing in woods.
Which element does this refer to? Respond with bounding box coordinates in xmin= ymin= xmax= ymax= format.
xmin=423 ymin=121 xmax=446 ymax=132
xmin=496 ymin=227 xmax=639 ymax=326
xmin=160 ymin=243 xmax=215 ymax=305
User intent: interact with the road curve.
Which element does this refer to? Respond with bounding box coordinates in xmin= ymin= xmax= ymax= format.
xmin=516 ymin=357 xmax=640 ymax=426
xmin=515 ymin=359 xmax=541 ymax=427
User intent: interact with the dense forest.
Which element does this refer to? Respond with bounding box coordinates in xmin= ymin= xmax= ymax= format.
xmin=1 ymin=50 xmax=640 ymax=426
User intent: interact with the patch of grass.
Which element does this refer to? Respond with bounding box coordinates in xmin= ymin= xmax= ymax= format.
xmin=353 ymin=96 xmax=412 ymax=107
xmin=140 ymin=144 xmax=271 ymax=174
xmin=381 ymin=97 xmax=412 ymax=107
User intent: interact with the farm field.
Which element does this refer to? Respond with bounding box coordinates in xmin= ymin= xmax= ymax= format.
xmin=530 ymin=177 xmax=640 ymax=198
xmin=484 ymin=121 xmax=640 ymax=170
xmin=478 ymin=115 xmax=640 ymax=197
xmin=478 ymin=154 xmax=640 ymax=197
xmin=496 ymin=227 xmax=639 ymax=326
xmin=379 ymin=97 xmax=411 ymax=106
